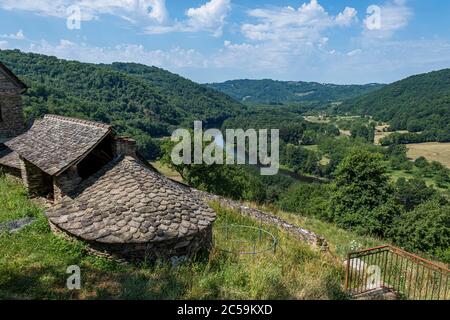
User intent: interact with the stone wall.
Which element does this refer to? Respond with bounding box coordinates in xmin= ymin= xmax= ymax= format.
xmin=19 ymin=157 xmax=53 ymax=197
xmin=0 ymin=70 xmax=25 ymax=141
xmin=49 ymin=221 xmax=213 ymax=262
xmin=53 ymin=165 xmax=82 ymax=201
xmin=113 ymin=137 xmax=137 ymax=157
xmin=192 ymin=189 xmax=329 ymax=252
xmin=0 ymin=164 xmax=21 ymax=180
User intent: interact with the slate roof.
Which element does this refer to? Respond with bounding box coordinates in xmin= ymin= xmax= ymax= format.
xmin=5 ymin=115 xmax=112 ymax=176
xmin=0 ymin=146 xmax=20 ymax=169
xmin=46 ymin=156 xmax=216 ymax=244
xmin=0 ymin=62 xmax=28 ymax=91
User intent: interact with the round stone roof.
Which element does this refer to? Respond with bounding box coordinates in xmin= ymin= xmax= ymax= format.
xmin=46 ymin=156 xmax=216 ymax=244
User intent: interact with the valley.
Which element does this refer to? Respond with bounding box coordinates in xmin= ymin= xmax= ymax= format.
xmin=0 ymin=49 xmax=449 ymax=301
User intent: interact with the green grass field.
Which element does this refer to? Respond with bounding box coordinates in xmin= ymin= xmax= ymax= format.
xmin=0 ymin=175 xmax=347 ymax=300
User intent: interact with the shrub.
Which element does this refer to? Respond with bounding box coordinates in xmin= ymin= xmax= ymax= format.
xmin=392 ymin=199 xmax=450 ymax=263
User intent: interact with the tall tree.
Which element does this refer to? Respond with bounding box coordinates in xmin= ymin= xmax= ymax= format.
xmin=328 ymin=149 xmax=402 ymax=236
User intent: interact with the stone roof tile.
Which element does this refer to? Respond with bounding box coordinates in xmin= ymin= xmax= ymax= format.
xmin=0 ymin=146 xmax=21 ymax=169
xmin=46 ymin=156 xmax=216 ymax=244
xmin=5 ymin=114 xmax=112 ymax=175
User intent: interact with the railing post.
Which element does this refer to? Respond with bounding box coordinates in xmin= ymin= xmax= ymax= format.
xmin=345 ymin=253 xmax=351 ymax=292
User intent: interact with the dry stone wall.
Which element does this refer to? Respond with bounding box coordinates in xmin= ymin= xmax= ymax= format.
xmin=19 ymin=157 xmax=53 ymax=197
xmin=50 ymin=221 xmax=213 ymax=262
xmin=192 ymin=189 xmax=329 ymax=251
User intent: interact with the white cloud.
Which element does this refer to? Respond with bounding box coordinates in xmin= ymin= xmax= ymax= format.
xmin=0 ymin=40 xmax=8 ymax=49
xmin=1 ymin=30 xmax=25 ymax=40
xmin=336 ymin=7 xmax=358 ymax=26
xmin=241 ymin=0 xmax=357 ymax=45
xmin=186 ymin=0 xmax=231 ymax=36
xmin=347 ymin=49 xmax=362 ymax=56
xmin=24 ymin=39 xmax=206 ymax=71
xmin=363 ymin=0 xmax=413 ymax=38
xmin=145 ymin=0 xmax=231 ymax=36
xmin=212 ymin=0 xmax=357 ymax=76
xmin=0 ymin=0 xmax=168 ymax=23
xmin=0 ymin=0 xmax=229 ymax=37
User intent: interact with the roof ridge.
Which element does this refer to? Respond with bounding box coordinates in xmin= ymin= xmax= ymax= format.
xmin=44 ymin=114 xmax=112 ymax=130
xmin=0 ymin=62 xmax=28 ymax=90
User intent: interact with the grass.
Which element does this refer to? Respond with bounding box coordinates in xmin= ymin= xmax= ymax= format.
xmin=0 ymin=177 xmax=42 ymax=223
xmin=0 ymin=175 xmax=346 ymax=300
xmin=388 ymin=166 xmax=450 ymax=194
xmin=150 ymin=161 xmax=183 ymax=182
xmin=244 ymin=203 xmax=385 ymax=259
xmin=406 ymin=142 xmax=450 ymax=169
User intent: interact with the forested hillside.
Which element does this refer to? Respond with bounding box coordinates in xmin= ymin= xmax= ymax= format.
xmin=207 ymin=79 xmax=383 ymax=105
xmin=0 ymin=50 xmax=244 ymax=158
xmin=339 ymin=69 xmax=450 ymax=135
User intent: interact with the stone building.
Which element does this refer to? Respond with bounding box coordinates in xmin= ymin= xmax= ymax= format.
xmin=46 ymin=156 xmax=216 ymax=260
xmin=0 ymin=62 xmax=27 ymax=178
xmin=0 ymin=62 xmax=27 ymax=142
xmin=0 ymin=62 xmax=216 ymax=261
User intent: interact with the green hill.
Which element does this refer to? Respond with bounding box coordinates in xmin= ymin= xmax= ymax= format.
xmin=207 ymin=79 xmax=383 ymax=105
xmin=0 ymin=49 xmax=245 ymax=158
xmin=339 ymin=69 xmax=450 ymax=135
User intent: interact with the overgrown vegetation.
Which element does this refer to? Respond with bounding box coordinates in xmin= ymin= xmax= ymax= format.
xmin=0 ymin=175 xmax=345 ymax=299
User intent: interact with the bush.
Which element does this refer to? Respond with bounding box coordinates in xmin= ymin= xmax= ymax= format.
xmin=277 ymin=183 xmax=330 ymax=218
xmin=328 ymin=150 xmax=402 ymax=237
xmin=392 ymin=200 xmax=450 ymax=263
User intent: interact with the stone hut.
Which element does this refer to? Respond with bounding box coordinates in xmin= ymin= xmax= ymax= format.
xmin=0 ymin=62 xmax=216 ymax=261
xmin=5 ymin=114 xmax=117 ymax=199
xmin=46 ymin=156 xmax=216 ymax=260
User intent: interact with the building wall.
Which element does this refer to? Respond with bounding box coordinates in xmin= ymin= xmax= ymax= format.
xmin=49 ymin=221 xmax=213 ymax=262
xmin=0 ymin=72 xmax=25 ymax=141
xmin=53 ymin=165 xmax=82 ymax=201
xmin=0 ymin=164 xmax=21 ymax=181
xmin=19 ymin=157 xmax=53 ymax=197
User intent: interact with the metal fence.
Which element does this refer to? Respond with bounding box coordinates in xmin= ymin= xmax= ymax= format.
xmin=345 ymin=245 xmax=450 ymax=300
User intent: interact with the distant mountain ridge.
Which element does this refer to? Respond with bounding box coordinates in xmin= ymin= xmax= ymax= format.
xmin=207 ymin=79 xmax=384 ymax=105
xmin=339 ymin=68 xmax=450 ymax=133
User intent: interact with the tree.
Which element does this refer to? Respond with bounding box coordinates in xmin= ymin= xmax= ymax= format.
xmin=278 ymin=183 xmax=330 ymax=218
xmin=394 ymin=178 xmax=437 ymax=211
xmin=328 ymin=149 xmax=402 ymax=236
xmin=392 ymin=199 xmax=450 ymax=263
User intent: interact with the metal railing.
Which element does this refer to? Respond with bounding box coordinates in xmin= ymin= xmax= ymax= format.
xmin=345 ymin=245 xmax=449 ymax=300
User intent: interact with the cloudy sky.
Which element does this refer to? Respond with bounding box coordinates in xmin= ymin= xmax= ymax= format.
xmin=1 ymin=0 xmax=450 ymax=84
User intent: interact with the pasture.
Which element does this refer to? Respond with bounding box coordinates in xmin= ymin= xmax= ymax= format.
xmin=406 ymin=142 xmax=450 ymax=169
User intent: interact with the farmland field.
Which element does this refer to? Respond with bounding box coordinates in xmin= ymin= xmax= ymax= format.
xmin=406 ymin=142 xmax=450 ymax=169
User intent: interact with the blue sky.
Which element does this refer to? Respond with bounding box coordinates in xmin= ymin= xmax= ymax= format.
xmin=1 ymin=0 xmax=450 ymax=84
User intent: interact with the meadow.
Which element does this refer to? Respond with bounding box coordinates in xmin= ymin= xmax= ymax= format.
xmin=406 ymin=142 xmax=450 ymax=169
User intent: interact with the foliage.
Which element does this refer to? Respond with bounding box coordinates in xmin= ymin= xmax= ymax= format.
xmin=340 ymin=68 xmax=450 ymax=139
xmin=208 ymin=79 xmax=383 ymax=105
xmin=350 ymin=122 xmax=375 ymax=143
xmin=277 ymin=183 xmax=330 ymax=219
xmin=394 ymin=178 xmax=438 ymax=211
xmin=392 ymin=199 xmax=450 ymax=263
xmin=0 ymin=49 xmax=244 ymax=159
xmin=328 ymin=150 xmax=402 ymax=237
